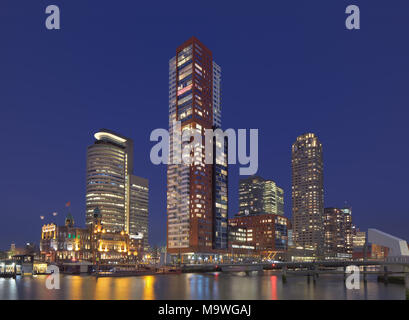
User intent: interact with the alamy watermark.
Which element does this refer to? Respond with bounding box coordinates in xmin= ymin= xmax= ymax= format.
xmin=345 ymin=265 xmax=360 ymax=290
xmin=45 ymin=5 xmax=60 ymax=30
xmin=45 ymin=265 xmax=60 ymax=290
xmin=150 ymin=121 xmax=258 ymax=175
xmin=44 ymin=4 xmax=360 ymax=31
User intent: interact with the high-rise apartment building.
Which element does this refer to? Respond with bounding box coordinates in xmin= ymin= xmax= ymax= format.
xmin=238 ymin=176 xmax=284 ymax=216
xmin=167 ymin=37 xmax=228 ymax=258
xmin=86 ymin=129 xmax=149 ymax=247
xmin=323 ymin=207 xmax=353 ymax=259
xmin=291 ymin=133 xmax=324 ymax=256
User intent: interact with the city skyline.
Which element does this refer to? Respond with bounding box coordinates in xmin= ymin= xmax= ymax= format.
xmin=2 ymin=1 xmax=409 ymax=250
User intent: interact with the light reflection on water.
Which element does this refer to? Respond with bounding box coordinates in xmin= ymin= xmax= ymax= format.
xmin=0 ymin=271 xmax=405 ymax=300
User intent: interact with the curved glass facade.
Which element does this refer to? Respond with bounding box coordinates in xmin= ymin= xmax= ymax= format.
xmin=86 ymin=130 xmax=149 ymax=248
xmin=86 ymin=139 xmax=127 ymax=233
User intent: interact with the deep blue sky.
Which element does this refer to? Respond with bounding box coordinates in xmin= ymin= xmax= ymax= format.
xmin=1 ymin=1 xmax=408 ymax=250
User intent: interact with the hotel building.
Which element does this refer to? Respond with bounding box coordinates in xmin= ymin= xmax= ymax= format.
xmin=291 ymin=133 xmax=324 ymax=257
xmin=40 ymin=209 xmax=144 ymax=264
xmin=86 ymin=129 xmax=149 ymax=248
xmin=238 ymin=176 xmax=284 ymax=216
xmin=90 ymin=207 xmax=143 ymax=263
xmin=167 ymin=37 xmax=228 ymax=259
xmin=40 ymin=214 xmax=92 ymax=263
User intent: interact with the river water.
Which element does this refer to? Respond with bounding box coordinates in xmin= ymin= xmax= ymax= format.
xmin=0 ymin=271 xmax=405 ymax=300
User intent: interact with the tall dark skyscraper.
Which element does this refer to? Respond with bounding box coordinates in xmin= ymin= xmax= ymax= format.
xmin=323 ymin=207 xmax=353 ymax=259
xmin=291 ymin=133 xmax=324 ymax=256
xmin=238 ymin=176 xmax=284 ymax=216
xmin=86 ymin=129 xmax=149 ymax=248
xmin=167 ymin=37 xmax=227 ymax=259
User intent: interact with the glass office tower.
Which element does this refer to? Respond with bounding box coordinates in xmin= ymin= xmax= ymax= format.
xmin=86 ymin=129 xmax=149 ymax=247
xmin=238 ymin=176 xmax=284 ymax=216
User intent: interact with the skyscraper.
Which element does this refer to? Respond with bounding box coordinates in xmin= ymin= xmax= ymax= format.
xmin=291 ymin=133 xmax=324 ymax=256
xmin=167 ymin=37 xmax=227 ymax=259
xmin=238 ymin=176 xmax=284 ymax=216
xmin=130 ymin=175 xmax=149 ymax=250
xmin=86 ymin=129 xmax=149 ymax=247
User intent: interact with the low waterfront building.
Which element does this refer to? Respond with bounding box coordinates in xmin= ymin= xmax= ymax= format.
xmin=6 ymin=242 xmax=38 ymax=259
xmin=40 ymin=209 xmax=144 ymax=264
xmin=91 ymin=207 xmax=142 ymax=264
xmin=40 ymin=214 xmax=92 ymax=263
xmin=351 ymin=228 xmax=370 ymax=260
xmin=371 ymin=244 xmax=389 ymax=259
xmin=285 ymin=227 xmax=319 ymax=262
xmin=0 ymin=254 xmax=46 ymax=276
xmin=11 ymin=254 xmax=34 ymax=275
xmin=286 ymin=246 xmax=317 ymax=262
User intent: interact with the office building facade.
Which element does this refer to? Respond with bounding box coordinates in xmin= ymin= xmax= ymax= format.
xmin=86 ymin=129 xmax=149 ymax=246
xmin=40 ymin=210 xmax=144 ymax=264
xmin=229 ymin=213 xmax=289 ymax=259
xmin=323 ymin=207 xmax=353 ymax=259
xmin=130 ymin=175 xmax=149 ymax=249
xmin=238 ymin=176 xmax=284 ymax=216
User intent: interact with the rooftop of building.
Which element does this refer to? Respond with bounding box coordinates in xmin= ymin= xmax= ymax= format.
xmin=94 ymin=128 xmax=132 ymax=147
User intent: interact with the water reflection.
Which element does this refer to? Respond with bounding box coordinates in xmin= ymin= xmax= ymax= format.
xmin=68 ymin=276 xmax=83 ymax=300
xmin=212 ymin=272 xmax=219 ymax=297
xmin=114 ymin=277 xmax=131 ymax=300
xmin=0 ymin=278 xmax=18 ymax=300
xmin=95 ymin=277 xmax=113 ymax=300
xmin=142 ymin=276 xmax=155 ymax=300
xmin=270 ymin=276 xmax=277 ymax=300
xmin=0 ymin=272 xmax=405 ymax=300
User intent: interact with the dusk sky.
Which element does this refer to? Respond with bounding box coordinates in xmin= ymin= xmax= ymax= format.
xmin=1 ymin=1 xmax=408 ymax=250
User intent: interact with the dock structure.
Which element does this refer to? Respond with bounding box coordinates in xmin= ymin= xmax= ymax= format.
xmin=221 ymin=265 xmax=263 ymax=273
xmin=0 ymin=260 xmax=20 ymax=278
xmin=181 ymin=259 xmax=409 ymax=280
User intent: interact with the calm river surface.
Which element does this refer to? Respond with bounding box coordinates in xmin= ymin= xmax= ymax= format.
xmin=0 ymin=271 xmax=405 ymax=300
